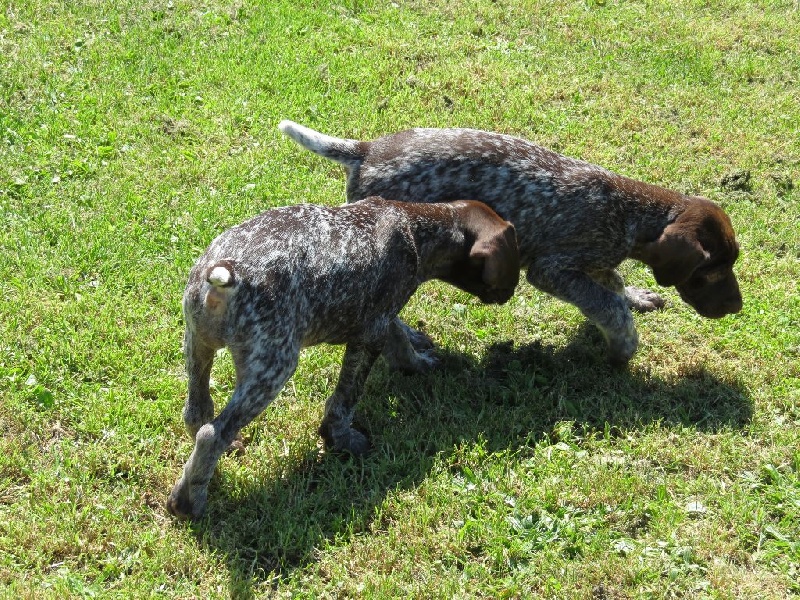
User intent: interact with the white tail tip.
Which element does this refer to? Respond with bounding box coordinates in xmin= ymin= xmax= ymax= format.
xmin=208 ymin=265 xmax=233 ymax=287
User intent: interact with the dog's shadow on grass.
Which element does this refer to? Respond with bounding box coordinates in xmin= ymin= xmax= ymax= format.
xmin=189 ymin=323 xmax=752 ymax=596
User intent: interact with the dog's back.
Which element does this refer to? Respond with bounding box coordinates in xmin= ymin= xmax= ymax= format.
xmin=184 ymin=201 xmax=421 ymax=348
xmin=279 ymin=121 xmax=617 ymax=266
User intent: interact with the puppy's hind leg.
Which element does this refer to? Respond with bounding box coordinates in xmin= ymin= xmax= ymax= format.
xmin=182 ymin=328 xmax=217 ymax=439
xmin=167 ymin=343 xmax=299 ymax=520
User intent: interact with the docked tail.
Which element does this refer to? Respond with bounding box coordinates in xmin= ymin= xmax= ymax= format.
xmin=206 ymin=260 xmax=236 ymax=288
xmin=278 ymin=120 xmax=365 ymax=168
xmin=202 ymin=260 xmax=236 ymax=313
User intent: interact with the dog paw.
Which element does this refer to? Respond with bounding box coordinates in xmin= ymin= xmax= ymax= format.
xmin=403 ymin=323 xmax=436 ymax=352
xmin=409 ymin=347 xmax=440 ymax=372
xmin=605 ymin=323 xmax=639 ymax=368
xmin=319 ymin=422 xmax=371 ymax=456
xmin=385 ymin=346 xmax=440 ymax=374
xmin=166 ymin=481 xmax=207 ymax=521
xmin=382 ymin=322 xmax=440 ymax=373
xmin=225 ymin=434 xmax=246 ymax=456
xmin=339 ymin=428 xmax=371 ymax=456
xmin=625 ymin=286 xmax=666 ymax=312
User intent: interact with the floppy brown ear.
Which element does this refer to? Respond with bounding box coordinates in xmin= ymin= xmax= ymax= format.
xmin=469 ymin=223 xmax=520 ymax=289
xmin=639 ymin=226 xmax=710 ymax=287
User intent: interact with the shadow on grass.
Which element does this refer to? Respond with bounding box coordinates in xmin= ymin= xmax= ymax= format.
xmin=188 ymin=323 xmax=752 ymax=596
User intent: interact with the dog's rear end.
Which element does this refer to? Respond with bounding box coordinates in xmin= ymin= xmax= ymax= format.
xmin=168 ymin=198 xmax=519 ymax=519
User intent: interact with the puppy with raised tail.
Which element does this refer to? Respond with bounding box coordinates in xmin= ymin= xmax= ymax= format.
xmin=167 ymin=197 xmax=518 ymax=519
xmin=279 ymin=120 xmax=742 ymax=365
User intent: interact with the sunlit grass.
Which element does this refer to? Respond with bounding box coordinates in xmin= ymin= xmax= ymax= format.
xmin=1 ymin=0 xmax=798 ymax=597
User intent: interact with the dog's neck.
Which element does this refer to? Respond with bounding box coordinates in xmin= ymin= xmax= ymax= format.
xmin=609 ymin=174 xmax=693 ymax=254
xmin=404 ymin=204 xmax=469 ymax=281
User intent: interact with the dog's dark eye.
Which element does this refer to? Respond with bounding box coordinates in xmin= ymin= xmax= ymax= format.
xmin=693 ymin=263 xmax=732 ymax=285
xmin=702 ymin=270 xmax=730 ymax=284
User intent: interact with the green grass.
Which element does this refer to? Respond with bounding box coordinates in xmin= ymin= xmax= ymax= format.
xmin=1 ymin=0 xmax=799 ymax=597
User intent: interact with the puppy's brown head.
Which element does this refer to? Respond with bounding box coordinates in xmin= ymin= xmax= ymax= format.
xmin=639 ymin=197 xmax=742 ymax=318
xmin=442 ymin=200 xmax=520 ymax=304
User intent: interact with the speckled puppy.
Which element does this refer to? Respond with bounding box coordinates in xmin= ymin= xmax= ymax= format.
xmin=279 ymin=121 xmax=742 ymax=365
xmin=167 ymin=197 xmax=519 ymax=519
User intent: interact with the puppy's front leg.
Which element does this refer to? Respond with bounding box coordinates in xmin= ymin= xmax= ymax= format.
xmin=527 ymin=262 xmax=638 ymax=366
xmin=591 ymin=269 xmax=666 ymax=313
xmin=319 ymin=340 xmax=383 ymax=455
xmin=624 ymin=286 xmax=666 ymax=312
xmin=381 ymin=317 xmax=439 ymax=374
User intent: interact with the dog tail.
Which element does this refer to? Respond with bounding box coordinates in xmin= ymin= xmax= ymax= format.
xmin=278 ymin=120 xmax=365 ymax=168
xmin=200 ymin=260 xmax=237 ymax=314
xmin=206 ymin=260 xmax=236 ymax=289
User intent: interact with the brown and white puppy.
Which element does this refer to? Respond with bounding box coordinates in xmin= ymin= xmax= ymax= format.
xmin=279 ymin=121 xmax=742 ymax=365
xmin=167 ymin=197 xmax=518 ymax=519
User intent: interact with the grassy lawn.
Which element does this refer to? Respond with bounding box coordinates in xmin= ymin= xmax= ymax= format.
xmin=1 ymin=0 xmax=799 ymax=597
